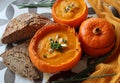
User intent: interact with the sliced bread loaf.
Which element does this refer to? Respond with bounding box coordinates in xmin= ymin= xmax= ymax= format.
xmin=0 ymin=40 xmax=40 ymax=80
xmin=1 ymin=13 xmax=50 ymax=44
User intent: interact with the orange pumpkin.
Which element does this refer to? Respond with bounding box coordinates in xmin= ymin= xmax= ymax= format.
xmin=52 ymin=0 xmax=88 ymax=27
xmin=29 ymin=23 xmax=82 ymax=73
xmin=79 ymin=18 xmax=115 ymax=57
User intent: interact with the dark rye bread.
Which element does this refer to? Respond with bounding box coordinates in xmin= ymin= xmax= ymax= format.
xmin=1 ymin=13 xmax=50 ymax=44
xmin=0 ymin=40 xmax=40 ymax=80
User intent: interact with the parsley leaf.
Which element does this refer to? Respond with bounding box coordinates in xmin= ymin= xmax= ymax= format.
xmin=50 ymin=41 xmax=63 ymax=52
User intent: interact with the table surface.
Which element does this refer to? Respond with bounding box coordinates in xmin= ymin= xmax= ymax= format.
xmin=0 ymin=0 xmax=96 ymax=83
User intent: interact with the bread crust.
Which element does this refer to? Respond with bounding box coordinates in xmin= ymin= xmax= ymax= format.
xmin=1 ymin=13 xmax=50 ymax=44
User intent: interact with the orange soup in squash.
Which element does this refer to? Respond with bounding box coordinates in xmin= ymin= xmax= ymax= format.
xmin=52 ymin=0 xmax=88 ymax=27
xmin=29 ymin=23 xmax=82 ymax=73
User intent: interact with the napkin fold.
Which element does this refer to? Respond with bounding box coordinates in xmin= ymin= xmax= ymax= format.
xmin=83 ymin=0 xmax=120 ymax=83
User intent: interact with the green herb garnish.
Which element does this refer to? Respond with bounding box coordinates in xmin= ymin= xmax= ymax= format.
xmin=52 ymin=73 xmax=116 ymax=83
xmin=50 ymin=40 xmax=63 ymax=52
xmin=16 ymin=0 xmax=55 ymax=9
xmin=65 ymin=3 xmax=75 ymax=13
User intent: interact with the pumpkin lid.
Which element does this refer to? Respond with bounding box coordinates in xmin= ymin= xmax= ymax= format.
xmin=79 ymin=18 xmax=115 ymax=49
xmin=29 ymin=23 xmax=82 ymax=73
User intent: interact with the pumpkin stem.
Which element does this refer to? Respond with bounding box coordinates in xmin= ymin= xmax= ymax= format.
xmin=93 ymin=27 xmax=101 ymax=35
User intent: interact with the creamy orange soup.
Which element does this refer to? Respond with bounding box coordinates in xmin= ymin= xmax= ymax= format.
xmin=55 ymin=0 xmax=85 ymax=20
xmin=37 ymin=29 xmax=78 ymax=65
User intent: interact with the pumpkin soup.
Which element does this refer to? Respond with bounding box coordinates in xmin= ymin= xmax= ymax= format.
xmin=52 ymin=0 xmax=88 ymax=27
xmin=29 ymin=23 xmax=82 ymax=73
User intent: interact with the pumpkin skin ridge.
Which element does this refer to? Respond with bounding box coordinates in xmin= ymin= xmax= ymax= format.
xmin=29 ymin=23 xmax=82 ymax=73
xmin=52 ymin=0 xmax=88 ymax=27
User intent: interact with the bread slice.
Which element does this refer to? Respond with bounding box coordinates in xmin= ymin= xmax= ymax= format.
xmin=0 ymin=40 xmax=40 ymax=80
xmin=1 ymin=13 xmax=50 ymax=44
